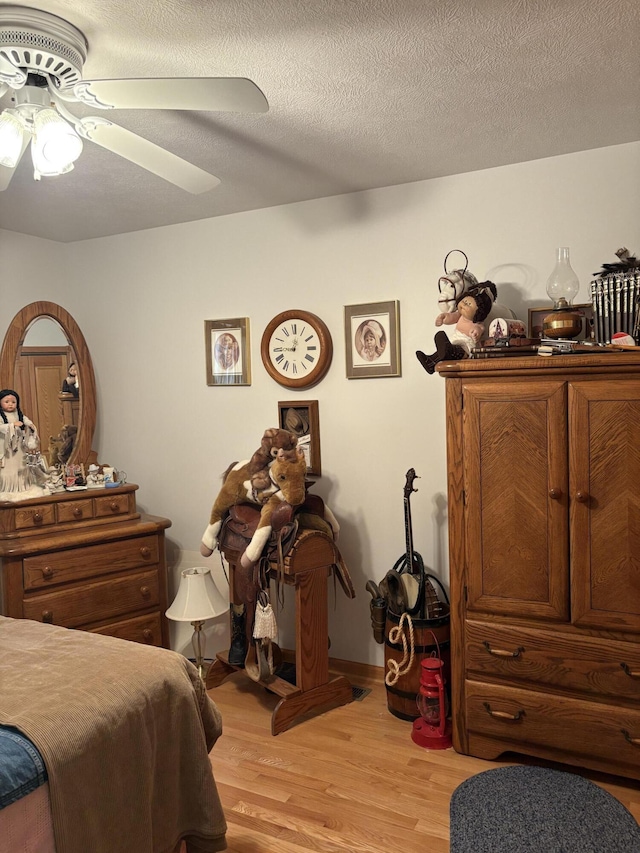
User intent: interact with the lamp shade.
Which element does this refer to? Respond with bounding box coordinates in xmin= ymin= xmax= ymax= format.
xmin=0 ymin=111 xmax=24 ymax=168
xmin=31 ymin=108 xmax=83 ymax=177
xmin=166 ymin=567 xmax=228 ymax=622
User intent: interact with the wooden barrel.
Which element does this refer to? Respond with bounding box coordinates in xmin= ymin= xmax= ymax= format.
xmin=384 ymin=608 xmax=451 ymax=721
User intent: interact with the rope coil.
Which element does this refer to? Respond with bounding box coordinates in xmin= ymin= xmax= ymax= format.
xmin=384 ymin=612 xmax=415 ymax=687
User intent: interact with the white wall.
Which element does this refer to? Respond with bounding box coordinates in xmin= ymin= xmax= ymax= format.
xmin=2 ymin=141 xmax=639 ymax=665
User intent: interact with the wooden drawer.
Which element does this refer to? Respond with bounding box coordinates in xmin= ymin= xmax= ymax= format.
xmin=14 ymin=503 xmax=56 ymax=531
xmin=23 ymin=535 xmax=160 ymax=591
xmin=22 ymin=568 xmax=159 ymax=628
xmin=465 ymin=620 xmax=640 ymax=702
xmin=56 ymin=498 xmax=94 ymax=524
xmin=465 ymin=679 xmax=640 ymax=775
xmin=91 ymin=612 xmax=163 ymax=646
xmin=94 ymin=492 xmax=131 ymax=519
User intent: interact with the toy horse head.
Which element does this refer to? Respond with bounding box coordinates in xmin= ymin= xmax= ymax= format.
xmin=270 ymin=446 xmax=307 ymax=506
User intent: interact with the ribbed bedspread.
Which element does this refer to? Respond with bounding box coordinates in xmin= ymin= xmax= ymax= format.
xmin=0 ymin=617 xmax=227 ymax=853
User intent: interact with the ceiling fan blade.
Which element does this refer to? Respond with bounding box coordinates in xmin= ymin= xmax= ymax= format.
xmin=74 ymin=77 xmax=268 ymax=113
xmin=0 ymin=130 xmax=30 ymax=191
xmin=78 ymin=116 xmax=220 ymax=194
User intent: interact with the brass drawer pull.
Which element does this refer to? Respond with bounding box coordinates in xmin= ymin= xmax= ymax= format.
xmin=140 ymin=546 xmax=151 ymax=558
xmin=42 ymin=610 xmax=53 ymax=623
xmin=620 ymin=662 xmax=640 ymax=679
xmin=622 ymin=729 xmax=640 ymax=746
xmin=140 ymin=586 xmax=151 ymax=598
xmin=42 ymin=566 xmax=54 ymax=579
xmin=483 ymin=702 xmax=525 ymax=721
xmin=142 ymin=628 xmax=153 ymax=642
xmin=483 ymin=641 xmax=524 ymax=659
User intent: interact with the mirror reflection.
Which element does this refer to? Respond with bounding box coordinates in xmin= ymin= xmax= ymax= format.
xmin=19 ymin=318 xmax=79 ymax=464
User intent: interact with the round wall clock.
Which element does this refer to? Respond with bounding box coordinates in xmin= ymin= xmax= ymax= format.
xmin=261 ymin=309 xmax=333 ymax=389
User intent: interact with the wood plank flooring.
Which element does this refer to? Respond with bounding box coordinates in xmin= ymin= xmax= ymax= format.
xmin=206 ymin=658 xmax=640 ymax=852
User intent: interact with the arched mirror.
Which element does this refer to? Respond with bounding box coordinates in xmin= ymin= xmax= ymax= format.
xmin=0 ymin=302 xmax=97 ymax=467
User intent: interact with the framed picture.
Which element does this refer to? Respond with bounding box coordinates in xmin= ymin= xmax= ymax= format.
xmin=528 ymin=303 xmax=594 ymax=341
xmin=205 ymin=318 xmax=251 ymax=386
xmin=344 ymin=300 xmax=401 ymax=379
xmin=278 ymin=399 xmax=321 ymax=476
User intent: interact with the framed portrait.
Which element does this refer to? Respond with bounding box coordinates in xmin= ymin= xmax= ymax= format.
xmin=205 ymin=318 xmax=251 ymax=386
xmin=278 ymin=399 xmax=321 ymax=476
xmin=344 ymin=300 xmax=401 ymax=379
xmin=528 ymin=303 xmax=594 ymax=341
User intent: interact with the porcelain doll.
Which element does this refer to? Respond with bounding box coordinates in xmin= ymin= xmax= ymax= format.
xmin=0 ymin=388 xmax=47 ymax=500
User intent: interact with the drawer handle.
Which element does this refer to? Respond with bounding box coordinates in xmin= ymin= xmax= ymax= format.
xmin=140 ymin=586 xmax=151 ymax=598
xmin=73 ymin=507 xmax=83 ymax=518
xmin=42 ymin=610 xmax=53 ymax=623
xmin=483 ymin=641 xmax=524 ymax=659
xmin=483 ymin=702 xmax=525 ymax=722
xmin=33 ymin=512 xmax=43 ymax=524
xmin=575 ymin=491 xmax=589 ymax=503
xmin=109 ymin=501 xmax=120 ymax=512
xmin=622 ymin=729 xmax=640 ymax=747
xmin=620 ymin=662 xmax=640 ymax=679
xmin=140 ymin=546 xmax=151 ymax=558
xmin=42 ymin=566 xmax=55 ymax=579
xmin=548 ymin=488 xmax=562 ymax=499
xmin=142 ymin=629 xmax=153 ymax=642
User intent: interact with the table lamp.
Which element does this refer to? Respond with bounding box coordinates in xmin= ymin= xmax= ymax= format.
xmin=166 ymin=566 xmax=228 ymax=679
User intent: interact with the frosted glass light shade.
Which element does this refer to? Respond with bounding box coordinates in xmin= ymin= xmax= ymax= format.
xmin=31 ymin=108 xmax=83 ymax=177
xmin=0 ymin=111 xmax=24 ymax=168
xmin=166 ymin=567 xmax=228 ymax=622
xmin=546 ymin=247 xmax=580 ymax=307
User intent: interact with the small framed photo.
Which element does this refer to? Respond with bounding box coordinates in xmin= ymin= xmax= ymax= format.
xmin=528 ymin=303 xmax=594 ymax=341
xmin=205 ymin=318 xmax=251 ymax=386
xmin=344 ymin=300 xmax=401 ymax=379
xmin=278 ymin=399 xmax=321 ymax=476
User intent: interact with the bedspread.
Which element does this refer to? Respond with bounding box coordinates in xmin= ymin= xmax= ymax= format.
xmin=0 ymin=617 xmax=227 ymax=853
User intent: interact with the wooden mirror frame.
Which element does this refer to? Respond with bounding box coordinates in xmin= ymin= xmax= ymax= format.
xmin=0 ymin=302 xmax=97 ymax=466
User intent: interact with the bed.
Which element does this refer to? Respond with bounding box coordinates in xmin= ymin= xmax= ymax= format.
xmin=0 ymin=616 xmax=227 ymax=853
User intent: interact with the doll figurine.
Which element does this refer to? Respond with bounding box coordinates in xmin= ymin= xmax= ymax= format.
xmin=0 ymin=388 xmax=47 ymax=499
xmin=417 ymin=281 xmax=498 ymax=374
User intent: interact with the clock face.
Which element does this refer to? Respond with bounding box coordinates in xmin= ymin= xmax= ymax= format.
xmin=261 ymin=310 xmax=333 ymax=388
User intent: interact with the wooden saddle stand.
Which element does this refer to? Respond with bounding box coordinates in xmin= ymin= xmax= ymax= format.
xmin=205 ymin=494 xmax=356 ymax=735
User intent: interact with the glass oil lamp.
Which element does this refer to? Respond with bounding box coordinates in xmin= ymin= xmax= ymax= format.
xmin=542 ymin=248 xmax=583 ymax=339
xmin=411 ymin=656 xmax=452 ymax=750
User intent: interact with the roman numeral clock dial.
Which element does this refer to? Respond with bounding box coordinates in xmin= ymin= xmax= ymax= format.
xmin=261 ymin=310 xmax=333 ymax=389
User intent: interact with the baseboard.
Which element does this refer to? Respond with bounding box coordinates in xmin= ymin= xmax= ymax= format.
xmin=279 ymin=647 xmax=383 ymax=686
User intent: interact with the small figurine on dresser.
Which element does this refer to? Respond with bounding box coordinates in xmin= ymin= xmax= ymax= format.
xmin=0 ymin=389 xmax=47 ymax=500
xmin=416 ymin=281 xmax=498 ymax=374
xmin=86 ymin=463 xmax=105 ymax=489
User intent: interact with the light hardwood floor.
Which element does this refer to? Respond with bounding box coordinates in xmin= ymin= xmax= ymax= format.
xmin=206 ymin=658 xmax=640 ymax=852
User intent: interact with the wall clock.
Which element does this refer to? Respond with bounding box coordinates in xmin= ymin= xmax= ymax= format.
xmin=261 ymin=310 xmax=333 ymax=389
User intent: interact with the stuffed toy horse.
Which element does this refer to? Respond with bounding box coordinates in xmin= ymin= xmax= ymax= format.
xmin=200 ymin=444 xmax=309 ymax=569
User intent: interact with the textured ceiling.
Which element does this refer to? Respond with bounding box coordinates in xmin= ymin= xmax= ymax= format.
xmin=0 ymin=0 xmax=638 ymax=243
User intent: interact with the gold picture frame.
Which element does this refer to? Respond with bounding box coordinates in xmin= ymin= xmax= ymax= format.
xmin=278 ymin=399 xmax=321 ymax=476
xmin=205 ymin=318 xmax=251 ymax=386
xmin=344 ymin=300 xmax=401 ymax=379
xmin=528 ymin=303 xmax=594 ymax=340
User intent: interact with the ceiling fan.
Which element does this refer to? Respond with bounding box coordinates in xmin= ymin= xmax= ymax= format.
xmin=0 ymin=5 xmax=268 ymax=192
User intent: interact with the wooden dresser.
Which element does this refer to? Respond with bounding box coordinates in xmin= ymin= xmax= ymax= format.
xmin=440 ymin=351 xmax=640 ymax=781
xmin=0 ymin=484 xmax=172 ymax=647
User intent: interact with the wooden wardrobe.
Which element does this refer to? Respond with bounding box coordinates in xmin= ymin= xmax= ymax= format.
xmin=440 ymin=351 xmax=640 ymax=782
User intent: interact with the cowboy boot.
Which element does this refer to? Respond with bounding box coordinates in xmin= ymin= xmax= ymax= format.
xmin=435 ymin=330 xmax=467 ymax=361
xmin=228 ymin=603 xmax=247 ymax=666
xmin=416 ymin=349 xmax=438 ymax=374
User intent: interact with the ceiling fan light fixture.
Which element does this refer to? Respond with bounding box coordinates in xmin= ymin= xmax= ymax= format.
xmin=31 ymin=108 xmax=82 ymax=177
xmin=0 ymin=110 xmax=23 ymax=167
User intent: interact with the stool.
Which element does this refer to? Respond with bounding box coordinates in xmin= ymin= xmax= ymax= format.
xmin=449 ymin=765 xmax=640 ymax=853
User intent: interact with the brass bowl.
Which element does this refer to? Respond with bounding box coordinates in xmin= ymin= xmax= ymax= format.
xmin=542 ymin=308 xmax=583 ymax=339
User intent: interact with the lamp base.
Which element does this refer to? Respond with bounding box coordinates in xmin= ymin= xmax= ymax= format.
xmin=411 ymin=718 xmax=452 ymax=750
